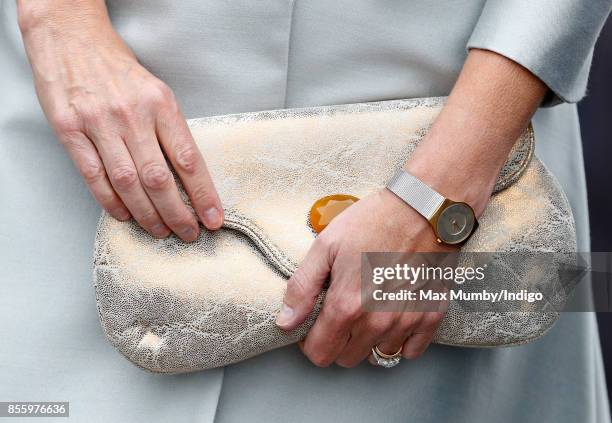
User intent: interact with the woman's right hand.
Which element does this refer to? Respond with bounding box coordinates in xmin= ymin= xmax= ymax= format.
xmin=17 ymin=0 xmax=223 ymax=241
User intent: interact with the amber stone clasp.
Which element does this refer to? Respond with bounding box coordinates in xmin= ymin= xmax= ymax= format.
xmin=309 ymin=194 xmax=359 ymax=233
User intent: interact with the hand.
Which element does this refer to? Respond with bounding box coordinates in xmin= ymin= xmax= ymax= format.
xmin=18 ymin=1 xmax=223 ymax=241
xmin=274 ymin=48 xmax=548 ymax=368
xmin=276 ymin=189 xmax=452 ymax=367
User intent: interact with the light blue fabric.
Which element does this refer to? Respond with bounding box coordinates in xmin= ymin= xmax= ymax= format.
xmin=0 ymin=1 xmax=610 ymax=422
xmin=468 ymin=0 xmax=612 ymax=105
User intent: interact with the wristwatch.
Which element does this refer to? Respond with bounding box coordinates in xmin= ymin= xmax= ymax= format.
xmin=386 ymin=169 xmax=478 ymax=246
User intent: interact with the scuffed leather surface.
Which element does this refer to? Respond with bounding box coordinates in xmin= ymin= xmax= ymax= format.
xmin=93 ymin=97 xmax=576 ymax=373
xmin=437 ymin=157 xmax=577 ymax=347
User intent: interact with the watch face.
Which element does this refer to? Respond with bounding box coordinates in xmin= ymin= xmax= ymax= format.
xmin=435 ymin=202 xmax=476 ymax=245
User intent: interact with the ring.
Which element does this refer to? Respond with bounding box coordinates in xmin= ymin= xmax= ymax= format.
xmin=375 ymin=345 xmax=403 ymax=359
xmin=370 ymin=345 xmax=403 ymax=368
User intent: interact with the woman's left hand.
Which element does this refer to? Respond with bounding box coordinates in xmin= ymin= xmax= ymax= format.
xmin=275 ymin=188 xmax=453 ymax=368
xmin=274 ymin=49 xmax=549 ymax=368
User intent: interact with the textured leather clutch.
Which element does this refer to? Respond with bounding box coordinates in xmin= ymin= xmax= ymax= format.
xmin=93 ymin=97 xmax=576 ymax=373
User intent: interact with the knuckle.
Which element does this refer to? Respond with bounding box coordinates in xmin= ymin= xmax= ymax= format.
xmin=190 ymin=184 xmax=215 ymax=206
xmin=141 ymin=162 xmax=172 ymax=191
xmin=366 ymin=317 xmax=393 ymax=335
xmin=403 ymin=313 xmax=424 ymax=331
xmin=336 ymin=299 xmax=362 ymax=323
xmin=18 ymin=4 xmax=46 ymax=33
xmin=108 ymin=99 xmax=133 ymax=121
xmin=308 ymin=352 xmax=333 ymax=368
xmin=50 ymin=111 xmax=81 ymax=135
xmin=80 ymin=160 xmax=106 ymax=184
xmin=137 ymin=209 xmax=161 ymax=228
xmin=174 ymin=143 xmax=202 ymax=174
xmin=164 ymin=211 xmax=193 ymax=229
xmin=109 ymin=164 xmax=138 ymax=191
xmin=146 ymin=79 xmax=175 ymax=107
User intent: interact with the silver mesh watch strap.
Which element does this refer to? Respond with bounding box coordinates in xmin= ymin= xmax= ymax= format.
xmin=386 ymin=169 xmax=445 ymax=220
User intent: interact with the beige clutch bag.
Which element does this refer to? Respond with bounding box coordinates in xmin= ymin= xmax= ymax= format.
xmin=93 ymin=97 xmax=576 ymax=373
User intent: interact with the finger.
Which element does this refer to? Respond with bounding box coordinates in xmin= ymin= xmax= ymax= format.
xmin=374 ymin=313 xmax=420 ymax=360
xmin=90 ymin=132 xmax=170 ymax=239
xmin=402 ymin=333 xmax=432 ymax=360
xmin=157 ymin=107 xmax=224 ymax=230
xmin=402 ymin=312 xmax=444 ymax=359
xmin=335 ymin=312 xmax=398 ymax=368
xmin=301 ymin=299 xmax=353 ymax=367
xmin=124 ymin=127 xmax=200 ymax=241
xmin=60 ymin=131 xmax=130 ymax=221
xmin=276 ymin=236 xmax=333 ymax=330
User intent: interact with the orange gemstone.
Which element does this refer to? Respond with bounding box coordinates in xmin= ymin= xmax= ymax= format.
xmin=309 ymin=194 xmax=359 ymax=233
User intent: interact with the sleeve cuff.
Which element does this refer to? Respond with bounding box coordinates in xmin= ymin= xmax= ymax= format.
xmin=467 ymin=0 xmax=611 ymax=107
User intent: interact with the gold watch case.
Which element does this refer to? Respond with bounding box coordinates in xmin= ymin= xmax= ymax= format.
xmin=428 ymin=199 xmax=478 ymax=246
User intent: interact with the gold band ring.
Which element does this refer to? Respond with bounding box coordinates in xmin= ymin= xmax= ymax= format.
xmin=374 ymin=345 xmax=403 ymax=359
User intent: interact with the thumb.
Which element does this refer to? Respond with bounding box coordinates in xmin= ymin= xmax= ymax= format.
xmin=276 ymin=237 xmax=333 ymax=330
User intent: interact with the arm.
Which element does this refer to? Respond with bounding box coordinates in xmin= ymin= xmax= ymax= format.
xmin=468 ymin=0 xmax=612 ymax=105
xmin=17 ymin=0 xmax=223 ymax=241
xmin=406 ymin=48 xmax=547 ymax=217
xmin=276 ymin=49 xmax=547 ymax=367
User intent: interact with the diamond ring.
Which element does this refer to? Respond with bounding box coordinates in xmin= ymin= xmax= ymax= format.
xmin=370 ymin=345 xmax=403 ymax=368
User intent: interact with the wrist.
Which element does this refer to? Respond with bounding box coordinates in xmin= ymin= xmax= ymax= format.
xmin=18 ymin=0 xmax=136 ymax=78
xmin=377 ymin=188 xmax=433 ymax=244
xmin=403 ymin=152 xmax=496 ymax=219
xmin=17 ymin=0 xmax=112 ymax=35
xmin=384 ymin=167 xmax=481 ymax=246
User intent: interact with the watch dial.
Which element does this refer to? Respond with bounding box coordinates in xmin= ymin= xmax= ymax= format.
xmin=436 ymin=202 xmax=476 ymax=245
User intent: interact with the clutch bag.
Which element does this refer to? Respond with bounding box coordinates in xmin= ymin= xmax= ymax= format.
xmin=93 ymin=97 xmax=576 ymax=373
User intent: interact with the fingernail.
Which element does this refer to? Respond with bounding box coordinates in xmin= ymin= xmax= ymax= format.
xmin=113 ymin=208 xmax=131 ymax=221
xmin=276 ymin=303 xmax=294 ymax=328
xmin=180 ymin=226 xmax=198 ymax=241
xmin=203 ymin=207 xmax=222 ymax=229
xmin=152 ymin=224 xmax=169 ymax=238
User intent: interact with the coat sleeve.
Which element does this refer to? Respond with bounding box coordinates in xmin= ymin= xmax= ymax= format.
xmin=467 ymin=0 xmax=612 ymax=106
